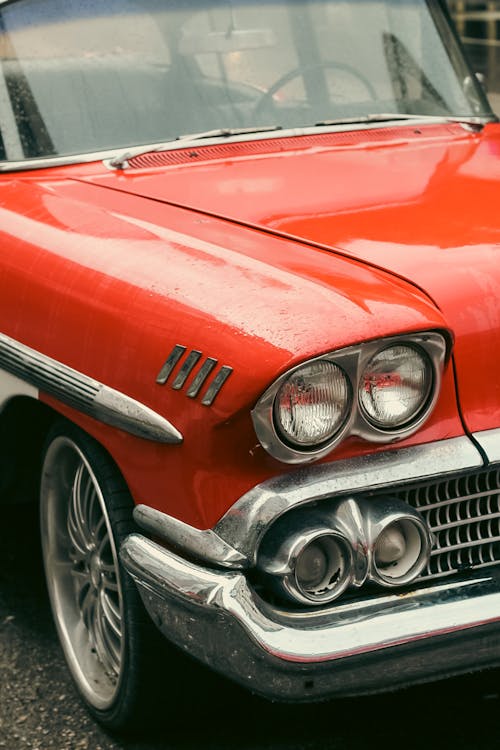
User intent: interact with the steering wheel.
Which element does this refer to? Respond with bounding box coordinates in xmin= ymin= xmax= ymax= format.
xmin=252 ymin=61 xmax=377 ymax=119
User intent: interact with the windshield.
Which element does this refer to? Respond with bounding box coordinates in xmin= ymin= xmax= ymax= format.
xmin=0 ymin=0 xmax=493 ymax=162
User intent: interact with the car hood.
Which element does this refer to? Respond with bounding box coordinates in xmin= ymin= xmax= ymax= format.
xmin=82 ymin=121 xmax=500 ymax=435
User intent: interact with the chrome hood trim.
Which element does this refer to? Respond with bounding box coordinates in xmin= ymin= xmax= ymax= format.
xmin=473 ymin=428 xmax=500 ymax=463
xmin=215 ymin=436 xmax=483 ymax=564
xmin=134 ymin=435 xmax=483 ymax=567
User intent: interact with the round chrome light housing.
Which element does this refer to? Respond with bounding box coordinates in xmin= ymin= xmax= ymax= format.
xmin=293 ymin=534 xmax=352 ymax=603
xmin=258 ymin=523 xmax=355 ymax=606
xmin=274 ymin=361 xmax=351 ymax=448
xmin=359 ymin=345 xmax=433 ymax=430
xmin=371 ymin=517 xmax=431 ymax=586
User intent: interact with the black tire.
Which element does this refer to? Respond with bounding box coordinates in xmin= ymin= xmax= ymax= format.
xmin=39 ymin=420 xmax=166 ymax=731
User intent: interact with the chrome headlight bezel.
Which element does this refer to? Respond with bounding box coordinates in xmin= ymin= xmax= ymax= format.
xmin=251 ymin=331 xmax=448 ymax=464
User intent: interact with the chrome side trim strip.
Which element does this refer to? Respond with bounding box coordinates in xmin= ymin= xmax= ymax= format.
xmin=133 ymin=505 xmax=246 ymax=568
xmin=137 ymin=436 xmax=483 ymax=567
xmin=473 ymin=428 xmax=500 ymax=463
xmin=121 ymin=533 xmax=500 ymax=699
xmin=0 ymin=332 xmax=183 ymax=444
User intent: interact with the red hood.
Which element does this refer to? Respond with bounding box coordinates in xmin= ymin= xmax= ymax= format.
xmin=81 ymin=121 xmax=500 ymax=435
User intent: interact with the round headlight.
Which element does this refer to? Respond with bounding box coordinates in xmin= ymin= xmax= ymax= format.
xmin=274 ymin=361 xmax=351 ymax=448
xmin=359 ymin=345 xmax=432 ymax=430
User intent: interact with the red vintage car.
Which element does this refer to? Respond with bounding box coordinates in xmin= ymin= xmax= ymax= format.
xmin=1 ymin=0 xmax=499 ymax=730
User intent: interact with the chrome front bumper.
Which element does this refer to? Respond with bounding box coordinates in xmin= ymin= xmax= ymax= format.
xmin=121 ymin=533 xmax=500 ymax=699
xmin=121 ymin=431 xmax=500 ymax=698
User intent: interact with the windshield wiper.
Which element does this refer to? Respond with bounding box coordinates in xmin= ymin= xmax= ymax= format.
xmin=109 ymin=126 xmax=282 ymax=169
xmin=179 ymin=125 xmax=282 ymax=141
xmin=315 ymin=113 xmax=494 ymax=128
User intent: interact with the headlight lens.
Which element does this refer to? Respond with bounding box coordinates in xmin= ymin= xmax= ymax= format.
xmin=294 ymin=535 xmax=352 ymax=602
xmin=371 ymin=517 xmax=431 ymax=586
xmin=274 ymin=361 xmax=351 ymax=447
xmin=359 ymin=345 xmax=432 ymax=429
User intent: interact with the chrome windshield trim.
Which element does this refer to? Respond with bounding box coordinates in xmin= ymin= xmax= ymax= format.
xmin=137 ymin=435 xmax=482 ymax=568
xmin=0 ymin=332 xmax=182 ymax=444
xmin=0 ymin=146 xmax=134 ymax=173
xmin=0 ymin=117 xmax=489 ymax=173
xmin=473 ymin=428 xmax=500 ymax=463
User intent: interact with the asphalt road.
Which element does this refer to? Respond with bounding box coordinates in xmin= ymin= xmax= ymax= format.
xmin=2 ymin=502 xmax=500 ymax=750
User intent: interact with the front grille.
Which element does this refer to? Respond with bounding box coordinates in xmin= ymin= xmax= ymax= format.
xmin=382 ymin=468 xmax=500 ymax=580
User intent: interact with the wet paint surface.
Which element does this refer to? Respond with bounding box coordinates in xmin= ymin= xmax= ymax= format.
xmin=0 ymin=135 xmax=466 ymax=527
xmin=84 ymin=122 xmax=500 ymax=435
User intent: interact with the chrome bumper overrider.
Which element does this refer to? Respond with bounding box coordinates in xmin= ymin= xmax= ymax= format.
xmin=122 ymin=431 xmax=500 ymax=698
xmin=121 ymin=533 xmax=500 ymax=699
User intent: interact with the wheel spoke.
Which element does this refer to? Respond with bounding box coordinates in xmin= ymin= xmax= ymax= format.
xmin=79 ymin=585 xmax=97 ymax=631
xmin=94 ymin=597 xmax=121 ymax=678
xmin=100 ymin=590 xmax=122 ymax=638
xmin=67 ymin=512 xmax=87 ymax=557
xmin=82 ymin=477 xmax=98 ymax=536
xmin=69 ymin=465 xmax=93 ymax=550
xmin=99 ymin=561 xmax=116 ymax=575
xmin=93 ymin=514 xmax=107 ymax=544
xmin=102 ymin=576 xmax=119 ymax=593
xmin=69 ymin=545 xmax=86 ymax=565
xmin=97 ymin=531 xmax=111 ymax=558
xmin=71 ymin=566 xmax=89 ymax=586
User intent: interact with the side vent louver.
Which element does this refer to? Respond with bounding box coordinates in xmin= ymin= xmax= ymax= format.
xmin=156 ymin=345 xmax=232 ymax=406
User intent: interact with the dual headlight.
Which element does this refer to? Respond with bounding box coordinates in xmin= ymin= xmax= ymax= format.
xmin=258 ymin=497 xmax=433 ymax=606
xmin=252 ymin=332 xmax=447 ymax=463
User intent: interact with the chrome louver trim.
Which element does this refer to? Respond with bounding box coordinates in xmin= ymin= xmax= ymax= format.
xmin=0 ymin=332 xmax=183 ymax=444
xmin=156 ymin=344 xmax=232 ymax=405
xmin=172 ymin=350 xmax=202 ymax=390
xmin=186 ymin=357 xmax=218 ymax=398
xmin=201 ymin=365 xmax=233 ymax=406
xmin=156 ymin=345 xmax=186 ymax=384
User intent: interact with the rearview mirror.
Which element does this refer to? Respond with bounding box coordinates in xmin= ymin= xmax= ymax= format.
xmin=179 ymin=28 xmax=276 ymax=55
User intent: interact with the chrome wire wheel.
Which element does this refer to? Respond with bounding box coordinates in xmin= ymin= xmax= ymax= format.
xmin=41 ymin=434 xmax=125 ymax=711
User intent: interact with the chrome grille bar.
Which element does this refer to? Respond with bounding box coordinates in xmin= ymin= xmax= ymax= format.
xmin=383 ymin=468 xmax=500 ymax=580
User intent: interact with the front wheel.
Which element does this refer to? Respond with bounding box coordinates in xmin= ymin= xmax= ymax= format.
xmin=40 ymin=422 xmax=160 ymax=730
